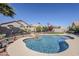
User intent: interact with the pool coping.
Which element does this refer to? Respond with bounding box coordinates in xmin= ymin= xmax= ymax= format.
xmin=6 ymin=34 xmax=79 ymax=56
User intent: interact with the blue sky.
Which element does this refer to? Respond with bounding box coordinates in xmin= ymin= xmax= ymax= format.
xmin=0 ymin=3 xmax=79 ymax=27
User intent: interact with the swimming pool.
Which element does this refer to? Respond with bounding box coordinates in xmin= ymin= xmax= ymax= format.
xmin=23 ymin=35 xmax=69 ymax=53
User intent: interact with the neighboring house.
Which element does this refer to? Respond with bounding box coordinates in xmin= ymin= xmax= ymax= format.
xmin=53 ymin=26 xmax=66 ymax=32
xmin=0 ymin=20 xmax=66 ymax=33
xmin=0 ymin=26 xmax=9 ymax=34
xmin=0 ymin=20 xmax=30 ymax=30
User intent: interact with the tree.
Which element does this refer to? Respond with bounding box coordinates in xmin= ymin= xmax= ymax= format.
xmin=48 ymin=25 xmax=53 ymax=31
xmin=0 ymin=3 xmax=15 ymax=17
xmin=67 ymin=26 xmax=75 ymax=33
xmin=36 ymin=26 xmax=42 ymax=32
xmin=68 ymin=23 xmax=79 ymax=34
xmin=42 ymin=26 xmax=48 ymax=32
xmin=74 ymin=26 xmax=79 ymax=33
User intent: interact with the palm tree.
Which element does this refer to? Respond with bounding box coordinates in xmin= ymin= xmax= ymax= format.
xmin=0 ymin=3 xmax=15 ymax=17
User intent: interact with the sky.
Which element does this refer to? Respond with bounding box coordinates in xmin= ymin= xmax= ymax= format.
xmin=0 ymin=3 xmax=79 ymax=27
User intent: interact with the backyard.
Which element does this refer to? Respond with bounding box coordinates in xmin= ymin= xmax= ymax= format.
xmin=0 ymin=3 xmax=79 ymax=56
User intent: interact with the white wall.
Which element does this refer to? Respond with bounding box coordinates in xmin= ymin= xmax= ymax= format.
xmin=54 ymin=28 xmax=65 ymax=32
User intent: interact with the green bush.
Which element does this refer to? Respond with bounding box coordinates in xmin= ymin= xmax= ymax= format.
xmin=42 ymin=26 xmax=48 ymax=32
xmin=36 ymin=26 xmax=42 ymax=32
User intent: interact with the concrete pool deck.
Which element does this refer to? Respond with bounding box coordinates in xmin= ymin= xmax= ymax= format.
xmin=6 ymin=34 xmax=79 ymax=56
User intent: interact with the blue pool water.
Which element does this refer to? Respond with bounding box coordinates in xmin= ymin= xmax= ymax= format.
xmin=23 ymin=35 xmax=69 ymax=53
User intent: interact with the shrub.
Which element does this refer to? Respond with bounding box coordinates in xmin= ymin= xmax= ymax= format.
xmin=36 ymin=26 xmax=42 ymax=32
xmin=42 ymin=26 xmax=48 ymax=32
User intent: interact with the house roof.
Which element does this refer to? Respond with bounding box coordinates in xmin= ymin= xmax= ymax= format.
xmin=0 ymin=20 xmax=31 ymax=26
